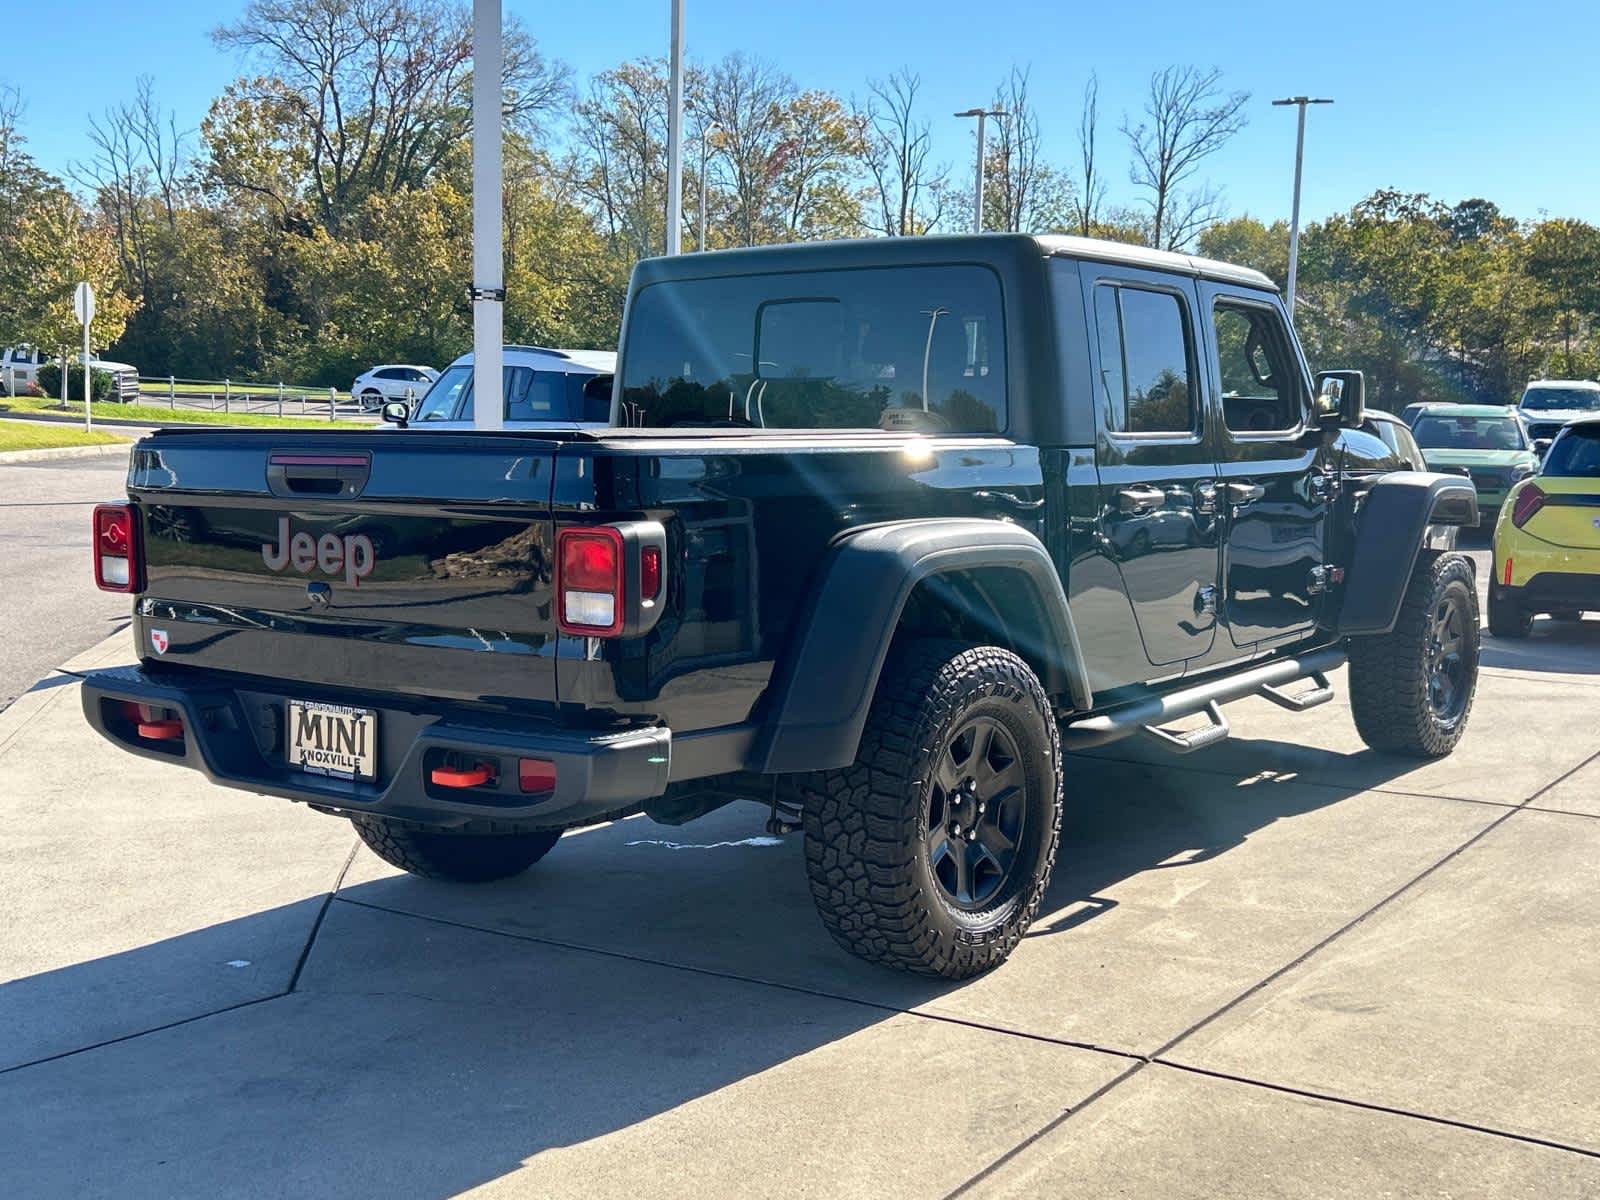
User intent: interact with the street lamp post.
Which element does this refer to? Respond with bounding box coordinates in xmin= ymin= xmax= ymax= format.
xmin=954 ymin=107 xmax=1005 ymax=234
xmin=665 ymin=0 xmax=685 ymax=255
xmin=469 ymin=0 xmax=503 ymax=430
xmin=1272 ymin=96 xmax=1333 ymax=318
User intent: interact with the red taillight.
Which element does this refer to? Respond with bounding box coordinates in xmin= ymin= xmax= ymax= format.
xmin=557 ymin=527 xmax=624 ymax=636
xmin=518 ymin=757 xmax=558 ymax=795
xmin=93 ymin=503 xmax=140 ymax=592
xmin=640 ymin=544 xmax=662 ymax=602
xmin=1511 ymin=484 xmax=1546 ymax=529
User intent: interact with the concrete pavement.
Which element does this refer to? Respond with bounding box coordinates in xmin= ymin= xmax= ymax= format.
xmin=0 ymin=453 xmax=137 ymax=709
xmin=2 ymin=612 xmax=1599 ymax=1197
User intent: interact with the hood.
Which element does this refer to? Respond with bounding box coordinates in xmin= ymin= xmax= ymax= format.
xmin=1519 ymin=407 xmax=1599 ymax=423
xmin=89 ymin=358 xmax=137 ymax=373
xmin=1420 ymin=448 xmax=1537 ymax=468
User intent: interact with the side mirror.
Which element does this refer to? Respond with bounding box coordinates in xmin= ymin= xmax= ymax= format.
xmin=380 ymin=400 xmax=410 ymax=428
xmin=1533 ymin=437 xmax=1553 ymax=459
xmin=1313 ymin=370 xmax=1366 ymax=428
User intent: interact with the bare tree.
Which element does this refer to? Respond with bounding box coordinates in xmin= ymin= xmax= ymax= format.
xmin=706 ymin=53 xmax=792 ymax=247
xmin=570 ymin=59 xmax=673 ymax=259
xmin=1122 ymin=66 xmax=1248 ymax=250
xmin=213 ymin=0 xmax=570 ymax=231
xmin=1072 ymin=74 xmax=1106 ymax=238
xmin=855 ymin=69 xmax=946 ymax=237
xmin=981 ymin=67 xmax=1072 ymax=233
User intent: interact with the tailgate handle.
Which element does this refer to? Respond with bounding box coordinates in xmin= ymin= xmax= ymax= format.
xmin=267 ymin=452 xmax=372 ymax=499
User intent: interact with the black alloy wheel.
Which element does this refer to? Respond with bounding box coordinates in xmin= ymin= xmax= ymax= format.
xmin=925 ymin=717 xmax=1027 ymax=910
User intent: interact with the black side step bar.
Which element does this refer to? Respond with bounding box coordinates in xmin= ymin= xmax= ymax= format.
xmin=1060 ymin=646 xmax=1347 ymax=753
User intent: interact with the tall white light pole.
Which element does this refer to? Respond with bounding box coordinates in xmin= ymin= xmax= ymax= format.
xmin=665 ymin=0 xmax=685 ymax=255
xmin=470 ymin=0 xmax=503 ymax=429
xmin=955 ymin=107 xmax=1005 ymax=234
xmin=1272 ymin=96 xmax=1332 ymax=318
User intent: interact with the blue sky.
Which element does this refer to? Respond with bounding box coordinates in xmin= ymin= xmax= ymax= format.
xmin=9 ymin=0 xmax=1600 ymax=227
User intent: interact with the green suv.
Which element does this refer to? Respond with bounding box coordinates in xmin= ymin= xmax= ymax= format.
xmin=1410 ymin=404 xmax=1539 ymax=522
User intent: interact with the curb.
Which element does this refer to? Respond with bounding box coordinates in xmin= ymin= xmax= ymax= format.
xmin=0 ymin=441 xmax=133 ymax=464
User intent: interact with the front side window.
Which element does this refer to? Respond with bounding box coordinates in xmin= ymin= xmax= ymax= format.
xmin=619 ymin=265 xmax=1006 ymax=432
xmin=414 ymin=365 xmax=471 ymax=421
xmin=1542 ymin=426 xmax=1600 ymax=477
xmin=1093 ymin=284 xmax=1196 ymax=435
xmin=1413 ymin=414 xmax=1527 ymax=451
xmin=1213 ymin=301 xmax=1304 ymax=432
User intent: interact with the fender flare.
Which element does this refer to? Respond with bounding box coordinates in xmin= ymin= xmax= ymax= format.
xmin=1339 ymin=471 xmax=1479 ymax=637
xmin=754 ymin=519 xmax=1092 ymax=774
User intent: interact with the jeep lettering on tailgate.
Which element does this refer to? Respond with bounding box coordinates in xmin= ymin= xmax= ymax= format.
xmin=262 ymin=516 xmax=375 ymax=587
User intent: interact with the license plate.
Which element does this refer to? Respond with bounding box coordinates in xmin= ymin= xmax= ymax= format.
xmin=287 ymin=700 xmax=377 ymax=781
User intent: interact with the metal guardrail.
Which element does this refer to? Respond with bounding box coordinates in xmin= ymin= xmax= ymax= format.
xmin=135 ymin=376 xmax=395 ymax=421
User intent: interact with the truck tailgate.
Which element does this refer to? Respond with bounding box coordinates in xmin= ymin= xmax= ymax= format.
xmin=126 ymin=430 xmax=563 ymax=707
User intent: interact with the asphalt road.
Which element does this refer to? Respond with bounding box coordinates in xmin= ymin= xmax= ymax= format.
xmin=0 ymin=453 xmax=135 ymax=710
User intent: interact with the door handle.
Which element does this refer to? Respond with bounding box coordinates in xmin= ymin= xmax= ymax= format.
xmin=1225 ymin=482 xmax=1266 ymax=506
xmin=1194 ymin=481 xmax=1220 ymax=514
xmin=1116 ymin=485 xmax=1165 ymax=514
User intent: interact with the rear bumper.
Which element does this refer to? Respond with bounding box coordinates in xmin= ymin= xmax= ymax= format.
xmin=77 ymin=665 xmax=673 ymax=829
xmin=1494 ymin=572 xmax=1600 ymax=614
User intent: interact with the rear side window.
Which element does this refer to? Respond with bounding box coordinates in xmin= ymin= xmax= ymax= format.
xmin=1093 ymin=284 xmax=1197 ymax=435
xmin=1543 ymin=426 xmax=1600 ymax=477
xmin=619 ymin=264 xmax=1006 ymax=433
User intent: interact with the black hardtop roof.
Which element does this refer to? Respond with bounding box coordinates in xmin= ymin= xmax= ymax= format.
xmin=628 ymin=232 xmax=1276 ymax=292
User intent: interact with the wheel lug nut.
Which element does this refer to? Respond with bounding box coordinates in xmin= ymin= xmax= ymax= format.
xmin=951 ymin=823 xmax=961 ymax=837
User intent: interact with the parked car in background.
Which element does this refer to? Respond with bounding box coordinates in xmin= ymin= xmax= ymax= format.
xmin=351 ymin=364 xmax=439 ymax=409
xmin=1363 ymin=408 xmax=1428 ymax=470
xmin=1517 ymin=379 xmax=1600 ymax=444
xmin=1400 ymin=400 xmax=1453 ymax=427
xmin=391 ymin=346 xmax=616 ymax=430
xmin=1 ymin=346 xmax=54 ymax=395
xmin=1489 ymin=416 xmax=1600 ymax=637
xmin=1410 ymin=404 xmax=1539 ymax=523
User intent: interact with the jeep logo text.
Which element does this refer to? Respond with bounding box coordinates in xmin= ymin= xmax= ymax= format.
xmin=262 ymin=517 xmax=375 ymax=587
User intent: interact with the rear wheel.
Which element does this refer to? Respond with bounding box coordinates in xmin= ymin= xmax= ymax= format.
xmin=1487 ymin=584 xmax=1533 ymax=639
xmin=794 ymin=640 xmax=1062 ymax=979
xmin=351 ymin=815 xmax=561 ymax=882
xmin=360 ymin=388 xmax=383 ymax=411
xmin=1349 ymin=552 xmax=1480 ymax=757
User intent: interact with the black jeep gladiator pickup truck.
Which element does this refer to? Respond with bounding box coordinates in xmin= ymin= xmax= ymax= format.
xmin=80 ymin=234 xmax=1482 ymax=978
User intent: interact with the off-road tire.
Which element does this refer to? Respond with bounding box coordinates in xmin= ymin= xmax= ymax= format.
xmin=794 ymin=640 xmax=1063 ymax=979
xmin=351 ymin=815 xmax=561 ymax=882
xmin=1487 ymin=584 xmax=1533 ymax=639
xmin=1349 ymin=552 xmax=1480 ymax=757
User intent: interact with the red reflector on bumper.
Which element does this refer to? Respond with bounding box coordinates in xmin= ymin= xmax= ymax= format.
xmin=518 ymin=757 xmax=557 ymax=794
xmin=430 ymin=763 xmax=494 ymax=789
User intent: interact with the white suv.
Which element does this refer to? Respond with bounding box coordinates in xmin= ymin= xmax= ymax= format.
xmin=1518 ymin=379 xmax=1600 ymax=444
xmin=398 ymin=346 xmax=616 ymax=430
xmin=351 ymin=364 xmax=439 ymax=409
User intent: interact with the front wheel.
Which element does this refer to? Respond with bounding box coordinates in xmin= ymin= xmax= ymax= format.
xmin=351 ymin=815 xmax=561 ymax=882
xmin=1349 ymin=552 xmax=1480 ymax=757
xmin=795 ymin=641 xmax=1063 ymax=979
xmin=360 ymin=389 xmax=383 ymax=411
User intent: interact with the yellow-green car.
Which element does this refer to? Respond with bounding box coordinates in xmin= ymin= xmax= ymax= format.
xmin=1489 ymin=416 xmax=1600 ymax=637
xmin=1411 ymin=404 xmax=1540 ymax=524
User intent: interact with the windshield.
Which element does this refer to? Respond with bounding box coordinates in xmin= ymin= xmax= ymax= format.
xmin=1520 ymin=387 xmax=1600 ymax=412
xmin=618 ymin=264 xmax=1006 ymax=432
xmin=1543 ymin=426 xmax=1600 ymax=477
xmin=412 ymin=364 xmax=611 ymax=423
xmin=1412 ymin=414 xmax=1527 ymax=451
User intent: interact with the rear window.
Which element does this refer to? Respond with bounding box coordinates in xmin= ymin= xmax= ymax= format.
xmin=1543 ymin=426 xmax=1600 ymax=477
xmin=618 ymin=265 xmax=1006 ymax=432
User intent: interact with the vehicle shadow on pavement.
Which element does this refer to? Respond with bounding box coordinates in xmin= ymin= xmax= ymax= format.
xmin=1481 ymin=620 xmax=1600 ymax=674
xmin=0 ymin=748 xmax=1447 ymax=1196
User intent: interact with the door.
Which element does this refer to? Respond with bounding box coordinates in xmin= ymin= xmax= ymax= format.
xmin=1085 ymin=271 xmax=1221 ymax=669
xmin=1202 ymin=286 xmax=1329 ymax=648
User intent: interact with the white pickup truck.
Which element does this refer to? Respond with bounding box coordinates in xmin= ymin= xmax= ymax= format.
xmin=1 ymin=346 xmax=141 ymax=401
